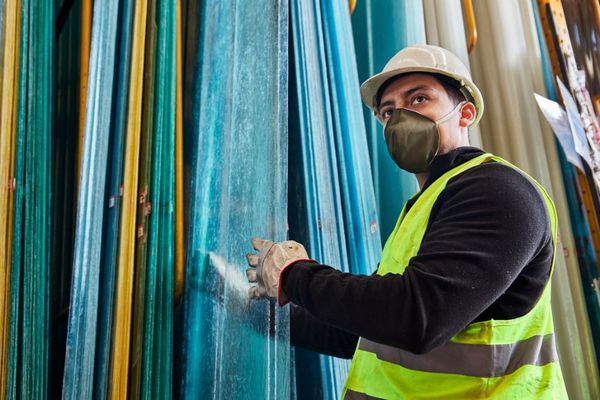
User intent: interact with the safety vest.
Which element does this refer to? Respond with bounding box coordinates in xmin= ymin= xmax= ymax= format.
xmin=342 ymin=153 xmax=567 ymax=399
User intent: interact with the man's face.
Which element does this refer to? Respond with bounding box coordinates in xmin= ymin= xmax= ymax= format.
xmin=377 ymin=73 xmax=475 ymax=155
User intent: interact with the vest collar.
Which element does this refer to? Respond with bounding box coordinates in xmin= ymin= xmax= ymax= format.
xmin=406 ymin=146 xmax=485 ymax=211
xmin=424 ymin=146 xmax=485 ymax=191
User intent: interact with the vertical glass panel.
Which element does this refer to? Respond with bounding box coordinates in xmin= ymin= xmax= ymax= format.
xmin=179 ymin=1 xmax=290 ymax=398
xmin=351 ymin=0 xmax=424 ymax=240
xmin=289 ymin=0 xmax=381 ymax=398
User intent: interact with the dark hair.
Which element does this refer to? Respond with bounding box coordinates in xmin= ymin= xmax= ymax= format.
xmin=376 ymin=72 xmax=466 ymax=108
xmin=433 ymin=73 xmax=466 ymax=106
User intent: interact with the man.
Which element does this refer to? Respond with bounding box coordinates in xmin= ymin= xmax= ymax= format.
xmin=246 ymin=45 xmax=567 ymax=399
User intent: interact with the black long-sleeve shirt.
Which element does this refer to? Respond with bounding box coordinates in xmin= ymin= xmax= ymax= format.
xmin=284 ymin=146 xmax=553 ymax=359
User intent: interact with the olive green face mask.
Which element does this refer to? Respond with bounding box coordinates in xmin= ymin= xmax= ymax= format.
xmin=383 ymin=102 xmax=465 ymax=173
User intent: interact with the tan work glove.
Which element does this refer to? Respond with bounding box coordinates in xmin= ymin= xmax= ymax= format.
xmin=246 ymin=238 xmax=311 ymax=305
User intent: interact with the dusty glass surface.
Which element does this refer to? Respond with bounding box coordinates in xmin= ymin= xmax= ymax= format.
xmin=179 ymin=0 xmax=291 ymax=398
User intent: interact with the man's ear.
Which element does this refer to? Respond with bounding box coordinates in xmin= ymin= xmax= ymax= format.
xmin=459 ymin=102 xmax=476 ymax=128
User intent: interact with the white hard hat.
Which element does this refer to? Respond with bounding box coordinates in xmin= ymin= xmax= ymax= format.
xmin=360 ymin=44 xmax=484 ymax=127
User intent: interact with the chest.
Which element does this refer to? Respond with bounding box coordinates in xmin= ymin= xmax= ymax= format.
xmin=377 ymin=191 xmax=443 ymax=276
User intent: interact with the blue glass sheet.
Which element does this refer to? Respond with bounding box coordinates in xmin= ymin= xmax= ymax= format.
xmin=351 ymin=0 xmax=424 ymax=240
xmin=290 ymin=0 xmax=381 ymax=397
xmin=290 ymin=0 xmax=349 ymax=396
xmin=178 ymin=0 xmax=291 ymax=398
xmin=93 ymin=1 xmax=134 ymax=398
xmin=61 ymin=0 xmax=120 ymax=397
xmin=320 ymin=1 xmax=381 ymax=275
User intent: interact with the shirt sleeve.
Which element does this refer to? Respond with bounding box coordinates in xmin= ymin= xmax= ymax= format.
xmin=282 ymin=163 xmax=552 ymax=354
xmin=290 ymin=305 xmax=358 ymax=359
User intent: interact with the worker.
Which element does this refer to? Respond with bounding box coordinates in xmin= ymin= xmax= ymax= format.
xmin=245 ymin=44 xmax=567 ymax=399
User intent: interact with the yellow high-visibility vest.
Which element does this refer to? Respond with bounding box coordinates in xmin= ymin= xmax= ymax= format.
xmin=343 ymin=153 xmax=567 ymax=399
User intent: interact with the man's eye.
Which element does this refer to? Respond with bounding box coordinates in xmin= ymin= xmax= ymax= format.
xmin=382 ymin=109 xmax=393 ymax=119
xmin=412 ymin=95 xmax=427 ymax=105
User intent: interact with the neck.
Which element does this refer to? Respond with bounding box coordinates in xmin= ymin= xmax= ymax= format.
xmin=416 ymin=173 xmax=428 ymax=190
xmin=415 ymin=141 xmax=471 ymax=189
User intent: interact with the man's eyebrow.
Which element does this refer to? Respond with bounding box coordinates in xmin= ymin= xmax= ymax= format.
xmin=401 ymin=84 xmax=434 ymax=99
xmin=378 ymin=99 xmax=395 ymax=110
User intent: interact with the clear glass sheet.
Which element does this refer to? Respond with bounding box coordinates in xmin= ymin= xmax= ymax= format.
xmin=61 ymin=0 xmax=120 ymax=397
xmin=179 ymin=0 xmax=290 ymax=398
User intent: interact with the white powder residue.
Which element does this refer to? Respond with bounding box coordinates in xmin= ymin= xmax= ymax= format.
xmin=209 ymin=251 xmax=250 ymax=299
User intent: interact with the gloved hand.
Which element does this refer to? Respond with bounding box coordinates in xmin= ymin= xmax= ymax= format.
xmin=246 ymin=238 xmax=311 ymax=305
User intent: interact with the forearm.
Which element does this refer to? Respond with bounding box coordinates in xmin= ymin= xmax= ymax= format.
xmin=283 ymin=262 xmax=436 ymax=353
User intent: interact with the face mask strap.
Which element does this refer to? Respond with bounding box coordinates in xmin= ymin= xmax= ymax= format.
xmin=435 ymin=101 xmax=466 ymax=125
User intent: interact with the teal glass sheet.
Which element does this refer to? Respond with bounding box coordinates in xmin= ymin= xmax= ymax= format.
xmin=61 ymin=0 xmax=120 ymax=398
xmin=351 ymin=0 xmax=424 ymax=240
xmin=139 ymin=0 xmax=175 ymax=397
xmin=178 ymin=0 xmax=291 ymax=398
xmin=290 ymin=0 xmax=381 ymax=397
xmin=7 ymin=0 xmax=54 ymax=397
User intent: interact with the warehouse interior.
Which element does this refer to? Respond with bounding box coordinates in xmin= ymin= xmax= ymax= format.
xmin=1 ymin=0 xmax=600 ymax=398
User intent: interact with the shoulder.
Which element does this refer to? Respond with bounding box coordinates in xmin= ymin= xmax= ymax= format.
xmin=448 ymin=161 xmax=548 ymax=206
xmin=437 ymin=161 xmax=551 ymax=236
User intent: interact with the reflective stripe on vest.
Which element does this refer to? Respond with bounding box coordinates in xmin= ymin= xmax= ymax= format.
xmin=342 ymin=154 xmax=567 ymax=399
xmin=344 ymin=389 xmax=384 ymax=399
xmin=359 ymin=333 xmax=558 ymax=378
